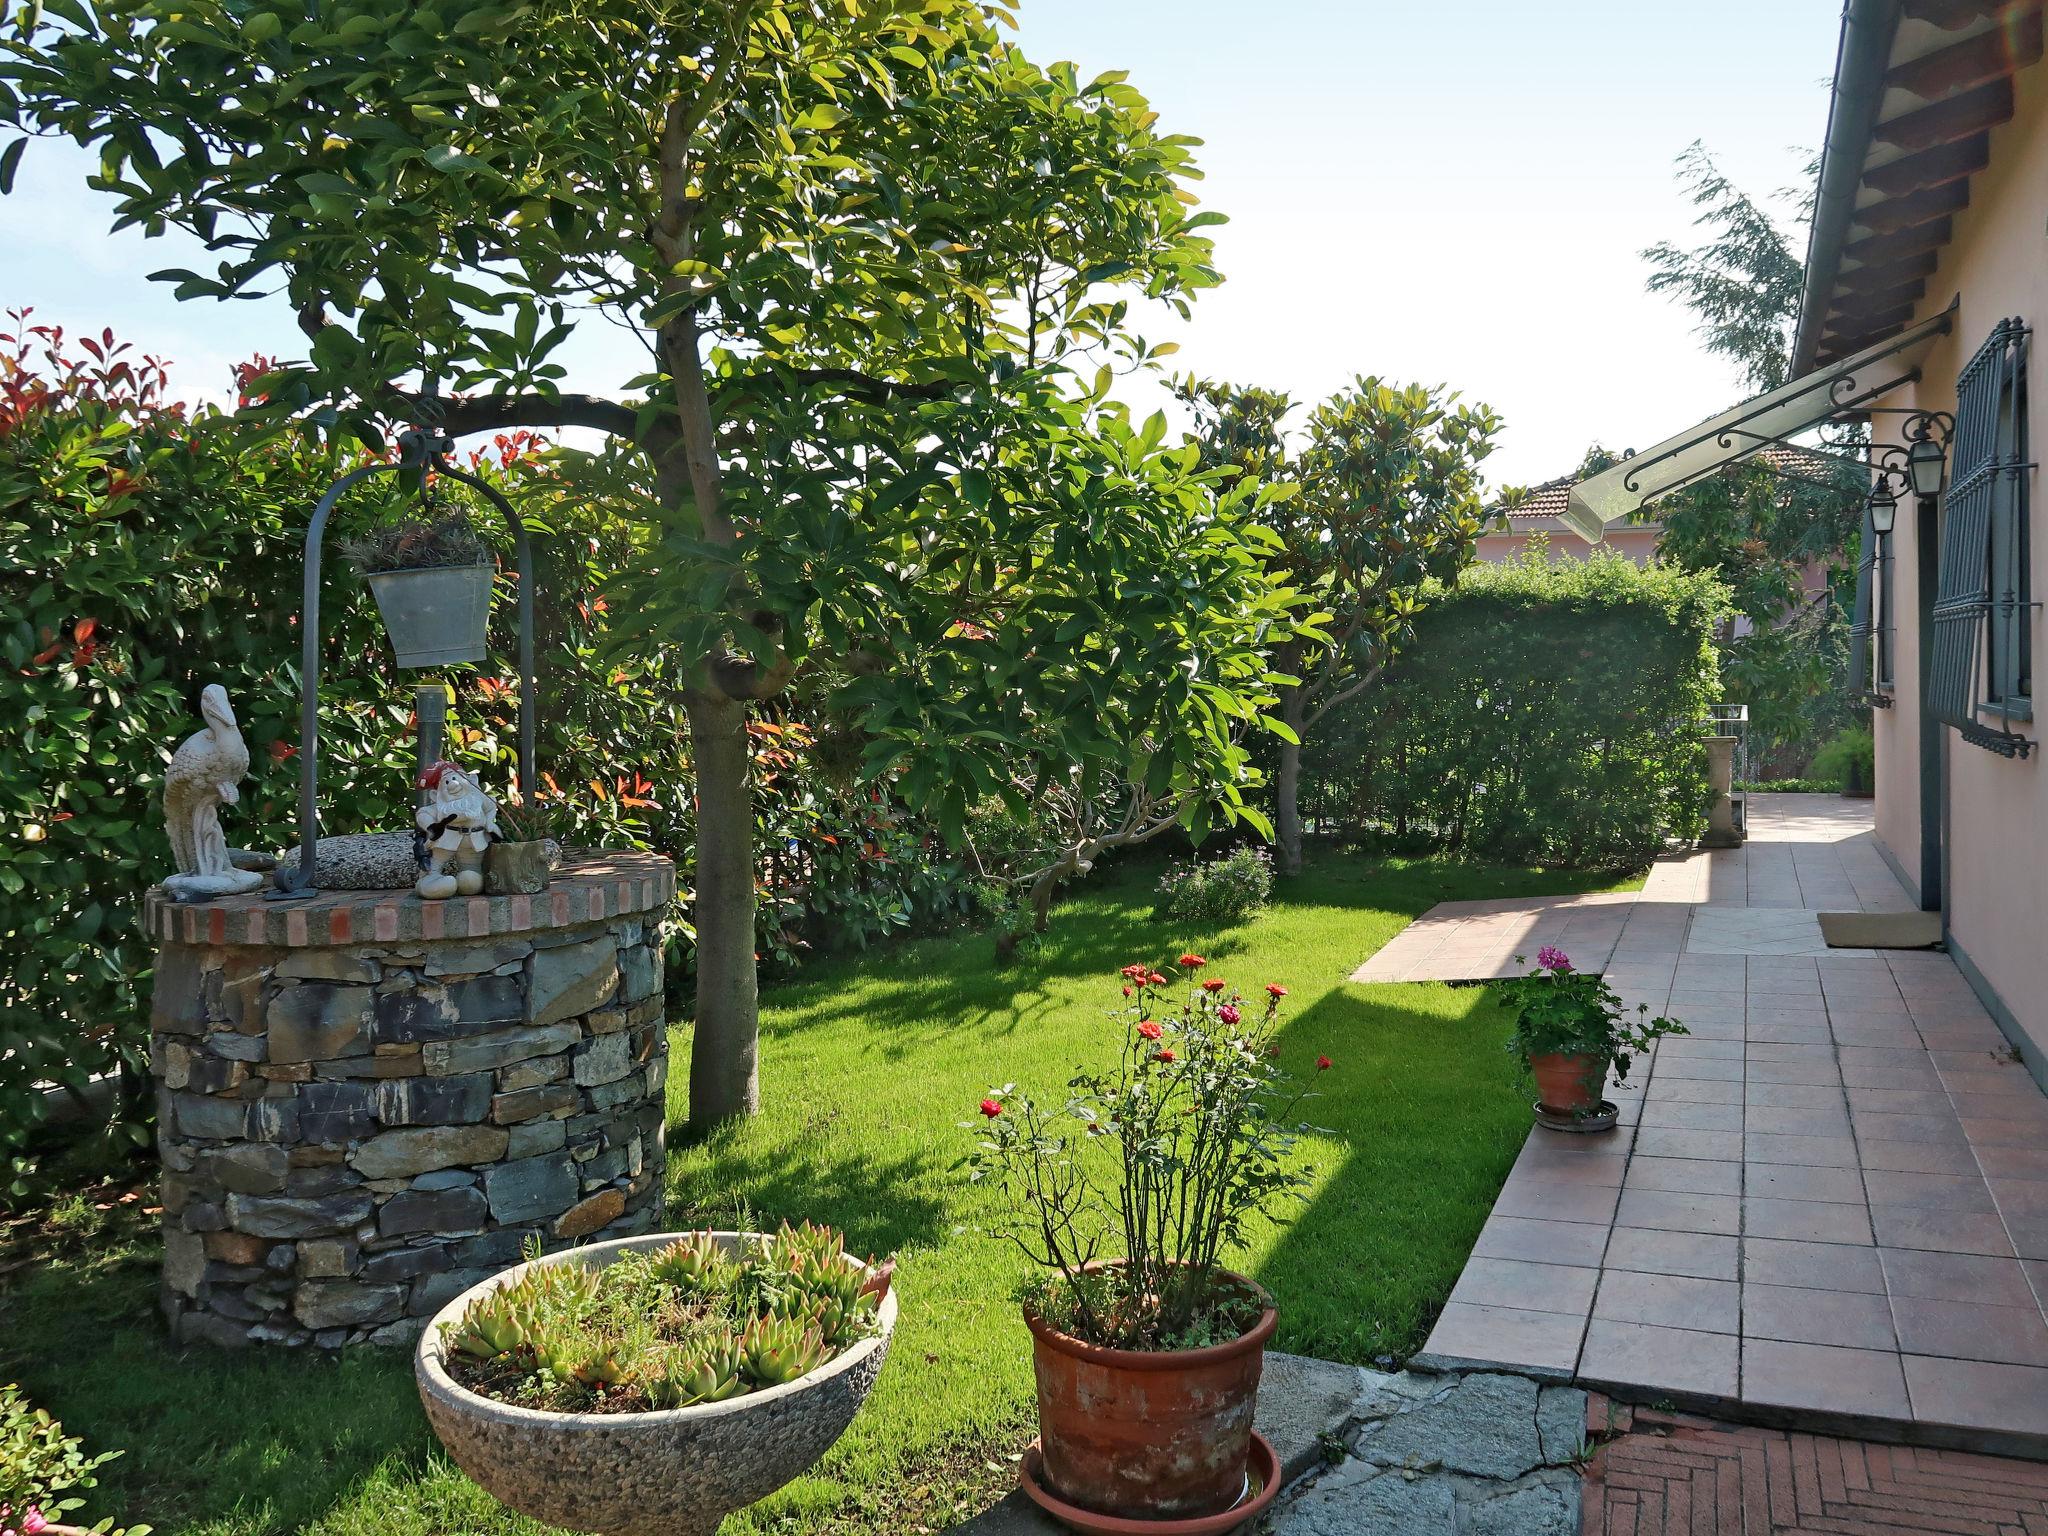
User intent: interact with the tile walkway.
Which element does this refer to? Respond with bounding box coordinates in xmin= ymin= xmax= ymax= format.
xmin=1408 ymin=795 xmax=2048 ymax=1456
xmin=1582 ymin=1396 xmax=2048 ymax=1535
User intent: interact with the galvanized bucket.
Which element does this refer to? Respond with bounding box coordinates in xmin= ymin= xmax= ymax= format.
xmin=364 ymin=563 xmax=494 ymax=668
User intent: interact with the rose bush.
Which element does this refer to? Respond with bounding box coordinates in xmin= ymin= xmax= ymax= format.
xmin=966 ymin=955 xmax=1319 ymax=1350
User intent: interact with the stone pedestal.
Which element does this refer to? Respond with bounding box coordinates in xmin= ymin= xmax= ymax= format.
xmin=1702 ymin=735 xmax=1744 ymax=849
xmin=143 ymin=850 xmax=675 ymax=1348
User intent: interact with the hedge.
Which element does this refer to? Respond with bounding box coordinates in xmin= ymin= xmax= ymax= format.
xmin=1303 ymin=549 xmax=1730 ymax=867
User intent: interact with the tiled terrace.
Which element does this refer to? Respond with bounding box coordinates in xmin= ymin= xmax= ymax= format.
xmin=1411 ymin=795 xmax=2048 ymax=1456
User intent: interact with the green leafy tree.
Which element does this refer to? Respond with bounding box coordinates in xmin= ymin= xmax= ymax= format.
xmin=1641 ymin=140 xmax=1810 ymax=393
xmin=1180 ymin=376 xmax=1501 ymax=874
xmin=3 ymin=0 xmax=1296 ymax=1129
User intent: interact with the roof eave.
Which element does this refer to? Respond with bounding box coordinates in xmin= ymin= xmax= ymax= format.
xmin=1793 ymin=0 xmax=1906 ymax=374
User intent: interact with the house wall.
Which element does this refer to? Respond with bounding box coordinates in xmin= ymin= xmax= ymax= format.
xmin=1871 ymin=55 xmax=2048 ymax=1064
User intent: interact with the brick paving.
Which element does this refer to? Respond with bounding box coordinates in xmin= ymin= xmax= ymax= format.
xmin=1582 ymin=1395 xmax=2048 ymax=1535
xmin=1406 ymin=795 xmax=2048 ymax=1451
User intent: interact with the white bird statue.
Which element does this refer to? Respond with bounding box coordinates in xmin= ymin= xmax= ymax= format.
xmin=163 ymin=683 xmax=265 ymax=900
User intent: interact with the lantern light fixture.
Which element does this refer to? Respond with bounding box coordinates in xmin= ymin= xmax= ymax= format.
xmin=1868 ymin=479 xmax=1898 ymax=536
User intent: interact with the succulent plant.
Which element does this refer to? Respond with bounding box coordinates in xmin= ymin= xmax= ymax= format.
xmin=646 ymin=1338 xmax=746 ymax=1408
xmin=649 ymin=1231 xmax=731 ymax=1295
xmin=739 ymin=1314 xmax=827 ymax=1386
xmin=447 ymin=1288 xmax=541 ymax=1361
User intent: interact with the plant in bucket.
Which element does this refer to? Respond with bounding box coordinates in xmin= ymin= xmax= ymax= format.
xmin=340 ymin=508 xmax=496 ymax=668
xmin=1497 ymin=947 xmax=1685 ymax=1132
xmin=967 ymin=956 xmax=1322 ymax=1534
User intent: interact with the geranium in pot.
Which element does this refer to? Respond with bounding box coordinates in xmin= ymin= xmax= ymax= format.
xmin=341 ymin=511 xmax=494 ymax=668
xmin=1498 ymin=946 xmax=1685 ymax=1127
xmin=414 ymin=1223 xmax=895 ymax=1536
xmin=968 ymin=956 xmax=1321 ymax=1533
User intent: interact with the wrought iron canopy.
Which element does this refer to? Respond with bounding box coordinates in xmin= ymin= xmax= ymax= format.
xmin=1561 ymin=298 xmax=1958 ymax=543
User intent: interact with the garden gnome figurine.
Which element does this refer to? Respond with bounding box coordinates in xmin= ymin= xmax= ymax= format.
xmin=414 ymin=760 xmax=497 ymax=899
xmin=162 ymin=684 xmax=266 ymax=900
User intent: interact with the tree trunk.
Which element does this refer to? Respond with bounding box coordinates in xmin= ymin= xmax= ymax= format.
xmin=1275 ymin=686 xmax=1307 ymax=877
xmin=686 ymin=691 xmax=759 ymax=1130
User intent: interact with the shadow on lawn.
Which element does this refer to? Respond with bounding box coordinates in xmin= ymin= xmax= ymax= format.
xmin=0 ymin=1222 xmax=433 ymax=1534
xmin=1241 ymin=980 xmax=1532 ymax=1364
xmin=665 ymin=1138 xmax=950 ymax=1267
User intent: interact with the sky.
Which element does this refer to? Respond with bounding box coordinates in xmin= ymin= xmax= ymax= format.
xmin=0 ymin=1 xmax=1845 ymax=491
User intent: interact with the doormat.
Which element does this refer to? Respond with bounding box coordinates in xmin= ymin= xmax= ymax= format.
xmin=1816 ymin=910 xmax=1942 ymax=949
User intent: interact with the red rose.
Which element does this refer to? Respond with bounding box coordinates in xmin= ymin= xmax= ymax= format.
xmin=1137 ymin=1020 xmax=1163 ymax=1040
xmin=1122 ymin=986 xmax=1132 ymax=997
xmin=1154 ymin=1048 xmax=1176 ymax=1063
xmin=1178 ymin=953 xmax=1206 ymax=968
xmin=1147 ymin=971 xmax=1169 ymax=986
xmin=1266 ymin=984 xmax=1289 ymax=998
xmin=1119 ymin=964 xmax=1150 ymax=982
xmin=1316 ymin=1056 xmax=1333 ymax=1071
xmin=1201 ymin=978 xmax=1227 ymax=993
xmin=979 ymin=1098 xmax=1003 ymax=1118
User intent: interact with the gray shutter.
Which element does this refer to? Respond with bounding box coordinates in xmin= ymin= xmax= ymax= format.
xmin=1931 ymin=317 xmax=2032 ymax=755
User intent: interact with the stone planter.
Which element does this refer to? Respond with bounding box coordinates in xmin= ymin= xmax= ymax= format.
xmin=415 ymin=1232 xmax=898 ymax=1536
xmin=484 ymin=840 xmax=552 ymax=896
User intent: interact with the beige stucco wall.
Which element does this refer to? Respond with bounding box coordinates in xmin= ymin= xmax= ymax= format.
xmin=1870 ymin=55 xmax=2048 ymax=1053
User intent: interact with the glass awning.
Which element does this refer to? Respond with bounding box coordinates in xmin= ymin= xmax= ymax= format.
xmin=1561 ymin=299 xmax=1958 ymax=543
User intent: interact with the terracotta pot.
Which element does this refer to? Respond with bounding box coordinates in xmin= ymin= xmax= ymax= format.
xmin=1530 ymin=1051 xmax=1607 ymax=1115
xmin=1024 ymin=1268 xmax=1276 ymax=1521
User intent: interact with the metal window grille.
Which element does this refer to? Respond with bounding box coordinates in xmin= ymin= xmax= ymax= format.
xmin=1930 ymin=318 xmax=2035 ymax=757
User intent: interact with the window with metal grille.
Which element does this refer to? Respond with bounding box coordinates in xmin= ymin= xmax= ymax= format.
xmin=1930 ymin=317 xmax=2034 ymax=757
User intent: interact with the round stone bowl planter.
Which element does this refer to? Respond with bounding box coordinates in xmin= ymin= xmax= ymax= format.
xmin=415 ymin=1231 xmax=897 ymax=1536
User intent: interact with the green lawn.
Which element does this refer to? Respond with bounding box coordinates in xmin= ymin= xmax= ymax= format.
xmin=1 ymin=851 xmax=1629 ymax=1535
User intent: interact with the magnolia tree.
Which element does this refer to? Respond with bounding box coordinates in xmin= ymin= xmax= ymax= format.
xmin=1179 ymin=377 xmax=1500 ymax=874
xmin=3 ymin=0 xmax=1300 ymax=1128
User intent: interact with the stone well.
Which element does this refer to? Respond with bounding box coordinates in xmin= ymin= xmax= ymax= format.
xmin=143 ymin=850 xmax=675 ymax=1348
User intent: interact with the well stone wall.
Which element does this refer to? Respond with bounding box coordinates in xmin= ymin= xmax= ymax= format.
xmin=144 ymin=850 xmax=675 ymax=1348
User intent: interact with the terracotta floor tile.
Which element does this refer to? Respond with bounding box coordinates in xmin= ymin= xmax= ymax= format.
xmin=1634 ymin=1128 xmax=1744 ymax=1162
xmin=1857 ymin=1138 xmax=1982 ymax=1175
xmin=1743 ymin=1081 xmax=1844 ymax=1109
xmin=1743 ymin=1196 xmax=1873 ymax=1245
xmin=1960 ymin=1115 xmax=2048 ymax=1148
xmin=1890 ymin=1296 xmax=2048 ymax=1365
xmin=1988 ymin=1179 xmax=2048 ymax=1219
xmin=1746 ymin=1040 xmax=1836 ymax=1062
xmin=1742 ymin=1339 xmax=1910 ymax=1418
xmin=1745 ymin=1163 xmax=1865 ymax=1204
xmin=1743 ymin=1237 xmax=1886 ymax=1294
xmin=1860 ymin=1168 xmax=1997 ymax=1213
xmin=1447 ymin=1255 xmax=1599 ymax=1316
xmin=1746 ymin=1059 xmax=1846 ymax=1087
xmin=1744 ymin=1132 xmax=1860 ymax=1169
xmin=1615 ymin=1188 xmax=1742 ymax=1236
xmin=1580 ymin=1319 xmax=1739 ymax=1399
xmin=1744 ymin=1104 xmax=1852 ymax=1138
xmin=1972 ymin=1147 xmax=2048 ymax=1186
xmin=1879 ymin=1248 xmax=2037 ymax=1307
xmin=1655 ymin=1036 xmax=1746 ymax=1060
xmin=1603 ymin=1226 xmax=1739 ymax=1282
xmin=1869 ymin=1204 xmax=2015 ymax=1257
xmin=1647 ymin=1076 xmax=1745 ymax=1105
xmin=1494 ymin=1178 xmax=1621 ymax=1224
xmin=1655 ymin=1056 xmax=1746 ymax=1082
xmin=1637 ymin=1099 xmax=1744 ymax=1133
xmin=1593 ymin=1269 xmax=1740 ymax=1333
xmin=1472 ymin=1215 xmax=1611 ymax=1267
xmin=1742 ymin=1282 xmax=1897 ymax=1350
xmin=1940 ymin=1068 xmax=2042 ymax=1099
xmin=1905 ymin=1354 xmax=2048 ymax=1436
xmin=1623 ymin=1156 xmax=1744 ymax=1198
xmin=1844 ymin=1087 xmax=1953 ymax=1115
xmin=1846 ymin=1110 xmax=1966 ymax=1145
xmin=2001 ymin=1217 xmax=2048 ymax=1262
xmin=1419 ymin=1300 xmax=1584 ymax=1375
